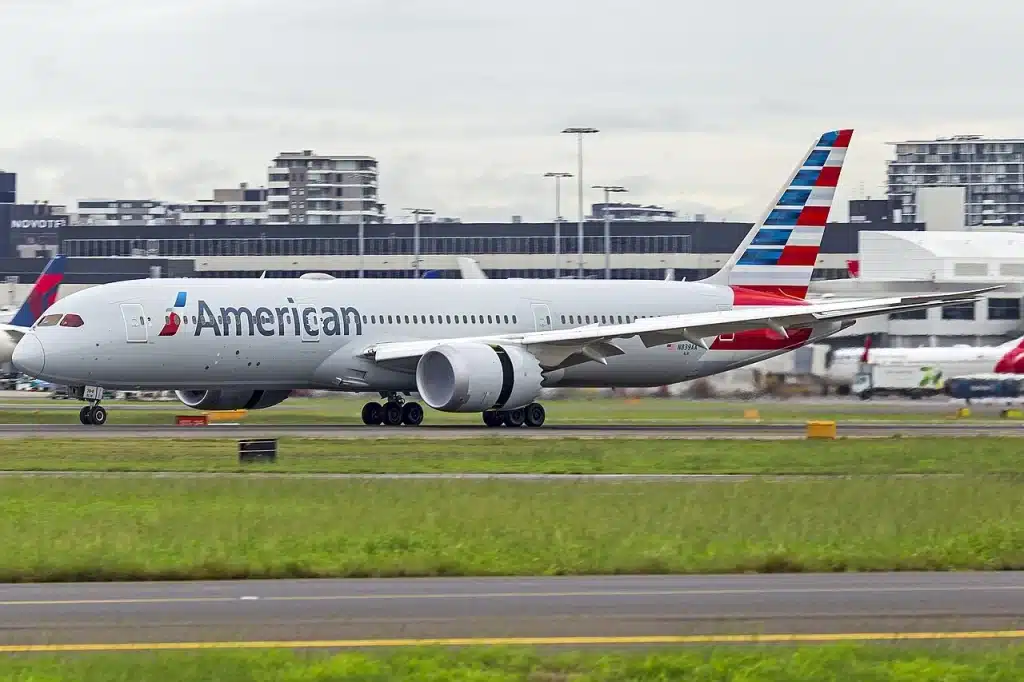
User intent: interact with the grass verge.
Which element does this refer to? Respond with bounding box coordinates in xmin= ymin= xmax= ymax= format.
xmin=2 ymin=645 xmax=1023 ymax=681
xmin=1 ymin=477 xmax=1021 ymax=581
xmin=1 ymin=436 xmax=1024 ymax=475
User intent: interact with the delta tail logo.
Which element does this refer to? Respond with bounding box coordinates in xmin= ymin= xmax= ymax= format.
xmin=158 ymin=291 xmax=187 ymax=337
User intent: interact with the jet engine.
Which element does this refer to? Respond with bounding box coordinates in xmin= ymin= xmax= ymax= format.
xmin=415 ymin=342 xmax=544 ymax=413
xmin=174 ymin=389 xmax=292 ymax=411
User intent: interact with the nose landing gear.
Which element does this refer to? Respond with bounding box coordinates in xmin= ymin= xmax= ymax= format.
xmin=79 ymin=404 xmax=107 ymax=426
xmin=72 ymin=385 xmax=108 ymax=426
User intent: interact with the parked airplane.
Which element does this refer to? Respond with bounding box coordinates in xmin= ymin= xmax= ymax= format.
xmin=826 ymin=334 xmax=1024 ymax=394
xmin=11 ymin=130 xmax=997 ymax=426
xmin=0 ymin=255 xmax=67 ymax=366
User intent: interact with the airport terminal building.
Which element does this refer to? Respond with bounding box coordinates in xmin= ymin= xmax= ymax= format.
xmin=3 ymin=178 xmax=1023 ymax=349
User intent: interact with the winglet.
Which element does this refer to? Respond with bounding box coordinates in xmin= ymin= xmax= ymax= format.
xmin=9 ymin=254 xmax=66 ymax=328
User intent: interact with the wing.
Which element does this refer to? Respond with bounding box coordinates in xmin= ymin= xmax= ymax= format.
xmin=0 ymin=323 xmax=28 ymax=344
xmin=358 ymin=287 xmax=1000 ymax=370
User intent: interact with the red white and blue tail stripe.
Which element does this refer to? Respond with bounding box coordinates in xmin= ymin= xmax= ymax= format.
xmin=702 ymin=129 xmax=852 ymax=300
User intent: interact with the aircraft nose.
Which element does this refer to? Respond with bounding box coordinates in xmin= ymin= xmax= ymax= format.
xmin=12 ymin=334 xmax=44 ymax=376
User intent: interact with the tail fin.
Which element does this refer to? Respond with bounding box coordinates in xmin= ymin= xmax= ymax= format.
xmin=9 ymin=255 xmax=66 ymax=328
xmin=702 ymin=129 xmax=853 ymax=299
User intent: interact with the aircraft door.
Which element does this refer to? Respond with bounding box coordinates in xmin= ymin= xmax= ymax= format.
xmin=298 ymin=303 xmax=320 ymax=343
xmin=531 ymin=303 xmax=552 ymax=332
xmin=120 ymin=303 xmax=148 ymax=343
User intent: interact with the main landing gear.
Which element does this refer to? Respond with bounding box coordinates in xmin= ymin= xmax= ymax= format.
xmin=74 ymin=385 xmax=107 ymax=426
xmin=361 ymin=392 xmax=424 ymax=427
xmin=482 ymin=402 xmax=545 ymax=428
xmin=359 ymin=394 xmax=547 ymax=428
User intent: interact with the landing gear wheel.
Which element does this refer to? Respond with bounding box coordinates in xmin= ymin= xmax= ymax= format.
xmin=482 ymin=411 xmax=503 ymax=427
xmin=79 ymin=406 xmax=93 ymax=425
xmin=401 ymin=402 xmax=424 ymax=426
xmin=524 ymin=403 xmax=545 ymax=428
xmin=361 ymin=402 xmax=383 ymax=425
xmin=382 ymin=401 xmax=403 ymax=426
xmin=88 ymin=405 xmax=107 ymax=426
xmin=502 ymin=408 xmax=526 ymax=427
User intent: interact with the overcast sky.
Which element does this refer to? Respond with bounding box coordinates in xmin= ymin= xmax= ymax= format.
xmin=1 ymin=0 xmax=1022 ymax=223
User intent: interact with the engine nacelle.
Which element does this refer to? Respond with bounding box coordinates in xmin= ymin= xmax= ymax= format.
xmin=174 ymin=389 xmax=292 ymax=411
xmin=415 ymin=342 xmax=543 ymax=412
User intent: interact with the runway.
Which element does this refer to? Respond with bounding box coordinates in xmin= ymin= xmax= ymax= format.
xmin=1 ymin=421 xmax=1022 ymax=439
xmin=1 ymin=573 xmax=1022 ymax=650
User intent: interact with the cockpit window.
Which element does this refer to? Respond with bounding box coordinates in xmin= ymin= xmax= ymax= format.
xmin=36 ymin=314 xmax=62 ymax=327
xmin=59 ymin=314 xmax=84 ymax=328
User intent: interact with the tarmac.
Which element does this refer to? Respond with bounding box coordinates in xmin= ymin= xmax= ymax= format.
xmin=1 ymin=573 xmax=1022 ymax=650
xmin=1 ymin=422 xmax=1022 ymax=439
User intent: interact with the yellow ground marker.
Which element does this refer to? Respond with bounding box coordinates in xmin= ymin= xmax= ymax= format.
xmin=2 ymin=630 xmax=1024 ymax=653
xmin=805 ymin=420 xmax=837 ymax=439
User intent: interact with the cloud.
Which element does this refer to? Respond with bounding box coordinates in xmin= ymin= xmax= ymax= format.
xmin=2 ymin=0 xmax=1023 ymax=222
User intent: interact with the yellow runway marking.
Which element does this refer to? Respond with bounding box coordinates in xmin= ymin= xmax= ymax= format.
xmin=3 ymin=631 xmax=1024 ymax=653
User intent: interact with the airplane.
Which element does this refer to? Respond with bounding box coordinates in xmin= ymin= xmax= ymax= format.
xmin=0 ymin=255 xmax=67 ymax=366
xmin=826 ymin=334 xmax=1024 ymax=392
xmin=10 ymin=129 xmax=998 ymax=427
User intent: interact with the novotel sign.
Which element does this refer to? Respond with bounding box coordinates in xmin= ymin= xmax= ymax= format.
xmin=11 ymin=218 xmax=68 ymax=229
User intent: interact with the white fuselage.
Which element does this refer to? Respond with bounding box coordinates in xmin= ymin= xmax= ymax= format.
xmin=16 ymin=278 xmax=844 ymax=392
xmin=826 ymin=345 xmax=1012 ymax=384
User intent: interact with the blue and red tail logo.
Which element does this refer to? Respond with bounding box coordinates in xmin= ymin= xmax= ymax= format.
xmin=11 ymin=255 xmax=66 ymax=328
xmin=158 ymin=291 xmax=187 ymax=336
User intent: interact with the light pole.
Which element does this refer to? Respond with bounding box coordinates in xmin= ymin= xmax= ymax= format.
xmin=403 ymin=207 xmax=434 ymax=278
xmin=357 ymin=183 xmax=365 ymax=279
xmin=592 ymin=185 xmax=628 ymax=279
xmin=561 ymin=127 xmax=598 ymax=278
xmin=543 ymin=172 xmax=572 ymax=279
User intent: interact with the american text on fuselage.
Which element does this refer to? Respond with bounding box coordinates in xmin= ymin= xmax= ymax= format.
xmin=194 ymin=299 xmax=362 ymax=338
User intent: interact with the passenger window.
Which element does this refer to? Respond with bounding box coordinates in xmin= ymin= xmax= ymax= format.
xmin=387 ymin=315 xmax=393 ymax=324
xmin=560 ymin=315 xmax=565 ymax=324
xmin=503 ymin=315 xmax=509 ymax=323
xmin=618 ymin=315 xmax=623 ymax=324
xmin=546 ymin=316 xmax=550 ymax=324
xmin=429 ymin=315 xmax=435 ymax=323
xmin=37 ymin=313 xmax=62 ymax=327
xmin=471 ymin=315 xmax=476 ymax=323
xmin=585 ymin=316 xmax=590 ymax=323
xmin=404 ymin=315 xmax=410 ymax=323
xmin=446 ymin=315 xmax=451 ymax=323
xmin=512 ymin=315 xmax=517 ymax=324
xmin=362 ymin=315 xmax=368 ymax=324
xmin=462 ymin=315 xmax=468 ymax=323
xmin=59 ymin=313 xmax=84 ymax=328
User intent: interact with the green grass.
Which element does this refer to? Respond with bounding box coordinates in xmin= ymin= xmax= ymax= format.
xmin=0 ymin=396 xmax=1005 ymax=424
xmin=3 ymin=646 xmax=1024 ymax=681
xmin=1 ymin=476 xmax=1021 ymax=581
xmin=2 ymin=436 xmax=1024 ymax=475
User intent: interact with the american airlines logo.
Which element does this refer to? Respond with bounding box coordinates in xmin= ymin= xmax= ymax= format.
xmin=192 ymin=298 xmax=363 ymax=338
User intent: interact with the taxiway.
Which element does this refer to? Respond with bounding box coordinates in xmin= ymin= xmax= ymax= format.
xmin=0 ymin=573 xmax=1022 ymax=650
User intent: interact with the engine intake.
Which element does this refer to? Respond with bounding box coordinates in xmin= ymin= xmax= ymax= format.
xmin=415 ymin=342 xmax=543 ymax=412
xmin=175 ymin=389 xmax=291 ymax=411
